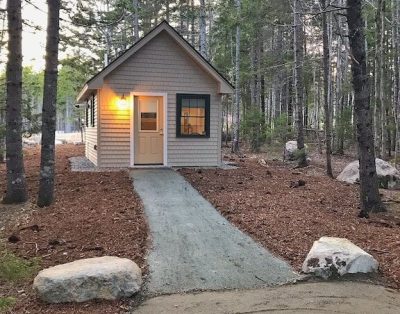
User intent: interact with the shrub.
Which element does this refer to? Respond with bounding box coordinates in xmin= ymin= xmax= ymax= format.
xmin=271 ymin=113 xmax=293 ymax=143
xmin=241 ymin=109 xmax=266 ymax=152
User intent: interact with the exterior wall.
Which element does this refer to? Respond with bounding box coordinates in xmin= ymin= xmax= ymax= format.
xmin=98 ymin=31 xmax=222 ymax=167
xmin=98 ymin=85 xmax=131 ymax=167
xmin=85 ymin=93 xmax=98 ymax=165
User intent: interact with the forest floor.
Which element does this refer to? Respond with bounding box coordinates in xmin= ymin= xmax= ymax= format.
xmin=0 ymin=144 xmax=149 ymax=314
xmin=180 ymin=144 xmax=400 ymax=290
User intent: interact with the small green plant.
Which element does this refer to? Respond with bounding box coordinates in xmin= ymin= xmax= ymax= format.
xmin=0 ymin=297 xmax=16 ymax=313
xmin=294 ymin=148 xmax=308 ymax=165
xmin=241 ymin=109 xmax=266 ymax=152
xmin=335 ymin=106 xmax=354 ymax=152
xmin=0 ymin=250 xmax=39 ymax=282
xmin=272 ymin=113 xmax=294 ymax=143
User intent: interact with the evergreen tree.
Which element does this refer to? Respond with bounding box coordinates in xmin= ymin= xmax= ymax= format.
xmin=3 ymin=0 xmax=28 ymax=204
xmin=37 ymin=0 xmax=61 ymax=207
xmin=347 ymin=0 xmax=385 ymax=215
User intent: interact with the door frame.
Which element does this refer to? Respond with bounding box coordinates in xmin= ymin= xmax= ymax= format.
xmin=130 ymin=92 xmax=168 ymax=167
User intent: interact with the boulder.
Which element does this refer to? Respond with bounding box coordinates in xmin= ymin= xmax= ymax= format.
xmin=23 ymin=138 xmax=38 ymax=146
xmin=337 ymin=158 xmax=400 ymax=189
xmin=33 ymin=256 xmax=142 ymax=303
xmin=302 ymin=237 xmax=378 ymax=279
xmin=283 ymin=141 xmax=307 ymax=161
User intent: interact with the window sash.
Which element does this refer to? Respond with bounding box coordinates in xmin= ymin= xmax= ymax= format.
xmin=176 ymin=94 xmax=210 ymax=138
xmin=85 ymin=100 xmax=89 ymax=127
xmin=90 ymin=95 xmax=95 ymax=127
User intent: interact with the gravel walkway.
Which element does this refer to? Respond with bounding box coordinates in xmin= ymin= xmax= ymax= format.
xmin=69 ymin=156 xmax=97 ymax=172
xmin=131 ymin=169 xmax=298 ymax=295
xmin=69 ymin=156 xmax=121 ymax=172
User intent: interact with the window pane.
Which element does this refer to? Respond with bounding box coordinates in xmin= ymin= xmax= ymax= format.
xmin=180 ymin=116 xmax=206 ymax=135
xmin=182 ymin=98 xmax=190 ymax=109
xmin=197 ymin=99 xmax=205 ymax=109
xmin=141 ymin=112 xmax=157 ymax=130
xmin=182 ymin=106 xmax=190 ymax=116
xmin=189 ymin=106 xmax=205 ymax=117
xmin=140 ymin=99 xmax=158 ymax=131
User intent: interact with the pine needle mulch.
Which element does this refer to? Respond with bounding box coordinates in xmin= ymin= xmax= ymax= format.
xmin=180 ymin=158 xmax=400 ymax=290
xmin=0 ymin=144 xmax=149 ymax=313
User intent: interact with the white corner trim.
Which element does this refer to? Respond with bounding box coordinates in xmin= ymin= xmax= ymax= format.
xmin=130 ymin=92 xmax=168 ymax=167
xmin=130 ymin=94 xmax=134 ymax=167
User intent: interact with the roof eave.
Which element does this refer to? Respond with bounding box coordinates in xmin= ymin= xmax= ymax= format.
xmin=219 ymin=82 xmax=235 ymax=94
xmin=76 ymin=84 xmax=89 ymax=103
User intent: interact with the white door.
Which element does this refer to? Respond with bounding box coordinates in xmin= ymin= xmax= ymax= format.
xmin=134 ymin=96 xmax=164 ymax=164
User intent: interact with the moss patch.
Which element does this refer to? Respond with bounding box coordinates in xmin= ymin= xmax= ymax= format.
xmin=0 ymin=297 xmax=16 ymax=312
xmin=0 ymin=249 xmax=39 ymax=282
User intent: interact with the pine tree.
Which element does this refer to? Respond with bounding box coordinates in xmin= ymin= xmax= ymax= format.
xmin=199 ymin=0 xmax=207 ymax=58
xmin=347 ymin=0 xmax=385 ymax=215
xmin=293 ymin=0 xmax=307 ymax=167
xmin=320 ymin=0 xmax=333 ymax=177
xmin=2 ymin=0 xmax=28 ymax=204
xmin=231 ymin=0 xmax=241 ymax=153
xmin=37 ymin=0 xmax=61 ymax=207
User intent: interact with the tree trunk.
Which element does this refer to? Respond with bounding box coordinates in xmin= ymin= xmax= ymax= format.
xmin=207 ymin=0 xmax=213 ymax=58
xmin=190 ymin=0 xmax=195 ymax=46
xmin=132 ymin=0 xmax=140 ymax=42
xmin=0 ymin=107 xmax=5 ymax=162
xmin=37 ymin=0 xmax=61 ymax=207
xmin=393 ymin=0 xmax=400 ymax=166
xmin=320 ymin=0 xmax=333 ymax=177
xmin=261 ymin=73 xmax=266 ymax=123
xmin=3 ymin=0 xmax=28 ymax=204
xmin=199 ymin=0 xmax=207 ymax=58
xmin=165 ymin=0 xmax=170 ymax=22
xmin=250 ymin=43 xmax=256 ymax=106
xmin=293 ymin=0 xmax=307 ymax=167
xmin=374 ymin=0 xmax=383 ymax=157
xmin=231 ymin=0 xmax=241 ymax=153
xmin=347 ymin=0 xmax=385 ymax=215
xmin=379 ymin=0 xmax=387 ymax=159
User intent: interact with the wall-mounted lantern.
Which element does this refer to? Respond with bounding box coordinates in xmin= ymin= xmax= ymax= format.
xmin=117 ymin=94 xmax=129 ymax=110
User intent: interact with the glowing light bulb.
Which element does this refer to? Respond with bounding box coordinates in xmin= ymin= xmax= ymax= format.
xmin=117 ymin=94 xmax=128 ymax=110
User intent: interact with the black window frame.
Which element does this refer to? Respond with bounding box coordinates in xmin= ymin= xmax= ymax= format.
xmin=85 ymin=99 xmax=90 ymax=127
xmin=176 ymin=93 xmax=210 ymax=138
xmin=90 ymin=94 xmax=95 ymax=127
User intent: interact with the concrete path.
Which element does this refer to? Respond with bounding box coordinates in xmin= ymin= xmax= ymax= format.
xmin=131 ymin=169 xmax=298 ymax=295
xmin=133 ymin=282 xmax=400 ymax=314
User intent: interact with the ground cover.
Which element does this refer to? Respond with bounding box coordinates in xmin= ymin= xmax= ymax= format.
xmin=180 ymin=152 xmax=400 ymax=289
xmin=0 ymin=144 xmax=149 ymax=313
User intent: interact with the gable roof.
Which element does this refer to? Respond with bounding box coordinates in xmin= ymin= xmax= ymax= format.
xmin=77 ymin=21 xmax=234 ymax=102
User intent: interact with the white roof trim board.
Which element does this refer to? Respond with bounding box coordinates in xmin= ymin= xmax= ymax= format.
xmin=77 ymin=21 xmax=234 ymax=102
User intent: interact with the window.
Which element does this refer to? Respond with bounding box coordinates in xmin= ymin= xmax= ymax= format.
xmin=85 ymin=94 xmax=96 ymax=127
xmin=176 ymin=94 xmax=210 ymax=137
xmin=139 ymin=99 xmax=158 ymax=131
xmin=85 ymin=99 xmax=89 ymax=127
xmin=90 ymin=95 xmax=96 ymax=127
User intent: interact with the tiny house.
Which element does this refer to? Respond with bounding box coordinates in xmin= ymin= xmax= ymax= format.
xmin=77 ymin=21 xmax=234 ymax=168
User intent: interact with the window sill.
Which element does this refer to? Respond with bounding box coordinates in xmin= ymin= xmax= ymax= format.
xmin=176 ymin=135 xmax=210 ymax=139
